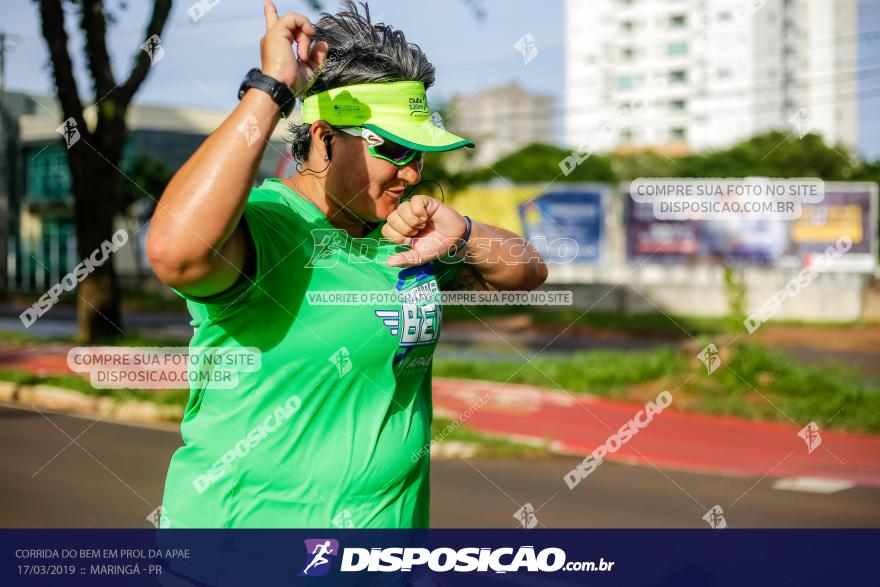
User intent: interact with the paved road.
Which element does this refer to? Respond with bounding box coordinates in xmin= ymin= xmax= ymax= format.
xmin=2 ymin=404 xmax=878 ymax=528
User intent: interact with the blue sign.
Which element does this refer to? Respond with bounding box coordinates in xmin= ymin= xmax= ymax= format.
xmin=519 ymin=188 xmax=605 ymax=263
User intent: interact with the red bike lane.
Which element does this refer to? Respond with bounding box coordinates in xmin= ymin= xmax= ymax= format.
xmin=432 ymin=377 xmax=880 ymax=489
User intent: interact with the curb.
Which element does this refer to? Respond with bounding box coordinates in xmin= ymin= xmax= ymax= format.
xmin=0 ymin=381 xmax=183 ymax=424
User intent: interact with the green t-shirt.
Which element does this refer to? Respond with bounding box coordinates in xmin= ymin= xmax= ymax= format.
xmin=159 ymin=178 xmax=464 ymax=529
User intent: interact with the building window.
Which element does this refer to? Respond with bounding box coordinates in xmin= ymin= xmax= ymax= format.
xmin=26 ymin=139 xmax=135 ymax=204
xmin=621 ymin=47 xmax=635 ymax=61
xmin=27 ymin=143 xmax=71 ymax=203
xmin=621 ymin=20 xmax=634 ymax=32
xmin=617 ymin=75 xmax=634 ymax=90
xmin=669 ymin=70 xmax=687 ymax=84
xmin=670 ymin=14 xmax=686 ymax=28
xmin=670 ymin=128 xmax=687 ymax=140
xmin=667 ymin=41 xmax=688 ymax=55
xmin=620 ymin=129 xmax=634 ymax=144
xmin=718 ymin=68 xmax=731 ymax=79
xmin=670 ymin=99 xmax=687 ymax=111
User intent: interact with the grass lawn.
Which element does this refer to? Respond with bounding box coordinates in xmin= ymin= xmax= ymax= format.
xmin=433 ymin=346 xmax=687 ymax=395
xmin=689 ymin=343 xmax=880 ymax=432
xmin=434 ymin=343 xmax=880 ymax=434
xmin=443 ymin=306 xmax=868 ymax=337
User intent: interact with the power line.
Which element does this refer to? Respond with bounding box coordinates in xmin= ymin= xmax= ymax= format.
xmin=445 ymin=47 xmax=880 ymax=105
xmin=443 ymin=86 xmax=880 ymax=142
xmin=444 ymin=81 xmax=880 ymax=125
xmin=442 ymin=61 xmax=880 ymax=115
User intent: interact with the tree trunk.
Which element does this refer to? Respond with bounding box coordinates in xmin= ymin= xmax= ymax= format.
xmin=69 ymin=115 xmax=125 ymax=342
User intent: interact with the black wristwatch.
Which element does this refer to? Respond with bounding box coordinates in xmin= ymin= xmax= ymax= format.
xmin=237 ymin=68 xmax=295 ymax=118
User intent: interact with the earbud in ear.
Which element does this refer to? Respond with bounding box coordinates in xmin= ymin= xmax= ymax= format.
xmin=323 ymin=135 xmax=333 ymax=162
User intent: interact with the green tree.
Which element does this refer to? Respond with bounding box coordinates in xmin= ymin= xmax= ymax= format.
xmin=472 ymin=143 xmax=615 ymax=183
xmin=674 ymin=131 xmax=858 ymax=179
xmin=610 ymin=150 xmax=677 ymax=181
xmin=851 ymin=158 xmax=880 ymax=183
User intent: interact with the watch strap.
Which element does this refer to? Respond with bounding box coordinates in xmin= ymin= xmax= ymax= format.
xmin=237 ymin=68 xmax=295 ymax=118
xmin=447 ymin=215 xmax=473 ymax=259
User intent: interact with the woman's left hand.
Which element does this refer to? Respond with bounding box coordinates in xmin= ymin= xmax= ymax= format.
xmin=383 ymin=195 xmax=468 ymax=267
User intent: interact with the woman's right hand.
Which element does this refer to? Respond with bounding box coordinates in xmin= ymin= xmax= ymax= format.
xmin=261 ymin=0 xmax=329 ymax=96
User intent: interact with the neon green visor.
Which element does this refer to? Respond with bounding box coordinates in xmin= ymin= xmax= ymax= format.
xmin=300 ymin=81 xmax=475 ymax=152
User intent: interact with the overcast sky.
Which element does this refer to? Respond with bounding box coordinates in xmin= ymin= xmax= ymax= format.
xmin=3 ymin=0 xmax=878 ymax=157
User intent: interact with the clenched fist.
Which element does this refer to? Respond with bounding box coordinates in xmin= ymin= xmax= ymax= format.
xmin=383 ymin=195 xmax=469 ymax=267
xmin=261 ymin=0 xmax=329 ymax=96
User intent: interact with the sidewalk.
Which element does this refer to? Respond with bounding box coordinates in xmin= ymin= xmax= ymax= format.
xmin=2 ymin=343 xmax=879 ymax=488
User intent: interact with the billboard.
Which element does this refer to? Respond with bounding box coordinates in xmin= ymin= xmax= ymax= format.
xmin=791 ymin=183 xmax=877 ymax=273
xmin=625 ymin=181 xmax=878 ymax=272
xmin=518 ymin=186 xmax=607 ymax=263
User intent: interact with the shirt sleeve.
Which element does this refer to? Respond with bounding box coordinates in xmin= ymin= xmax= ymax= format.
xmin=169 ymin=196 xmax=300 ymax=308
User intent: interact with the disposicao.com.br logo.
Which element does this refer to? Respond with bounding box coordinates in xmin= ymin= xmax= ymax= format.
xmin=299 ymin=539 xmax=614 ymax=576
xmin=300 ymin=539 xmax=340 ymax=577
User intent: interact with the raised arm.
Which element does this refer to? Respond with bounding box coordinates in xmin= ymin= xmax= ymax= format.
xmin=146 ymin=2 xmax=327 ymax=297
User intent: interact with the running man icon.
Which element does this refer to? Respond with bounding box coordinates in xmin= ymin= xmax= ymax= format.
xmin=300 ymin=539 xmax=339 ymax=577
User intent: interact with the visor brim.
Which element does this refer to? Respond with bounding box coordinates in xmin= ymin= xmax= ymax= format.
xmin=363 ymin=123 xmax=475 ymax=153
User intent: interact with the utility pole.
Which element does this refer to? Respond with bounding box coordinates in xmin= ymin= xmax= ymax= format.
xmin=0 ymin=32 xmax=9 ymax=301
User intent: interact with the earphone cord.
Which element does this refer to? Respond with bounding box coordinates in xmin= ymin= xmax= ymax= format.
xmin=294 ymin=158 xmax=330 ymax=177
xmin=404 ymin=179 xmax=446 ymax=204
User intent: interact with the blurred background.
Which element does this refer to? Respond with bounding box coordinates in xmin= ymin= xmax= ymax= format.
xmin=0 ymin=0 xmax=878 ymax=529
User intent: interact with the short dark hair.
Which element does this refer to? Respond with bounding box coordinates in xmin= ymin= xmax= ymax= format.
xmin=286 ymin=1 xmax=436 ymax=163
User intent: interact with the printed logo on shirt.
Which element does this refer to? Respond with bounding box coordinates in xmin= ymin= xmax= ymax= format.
xmin=395 ymin=353 xmax=433 ymax=375
xmin=375 ymin=264 xmax=442 ymax=367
